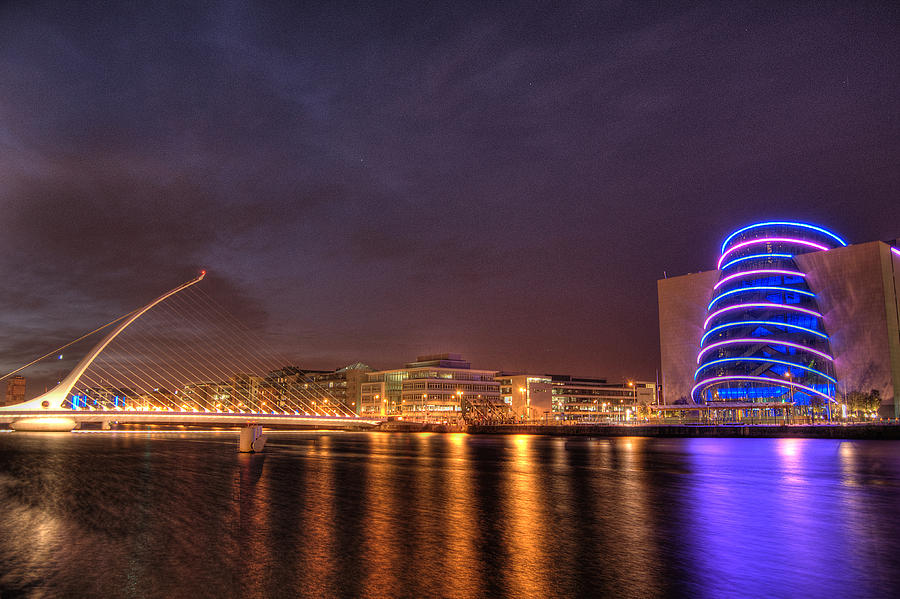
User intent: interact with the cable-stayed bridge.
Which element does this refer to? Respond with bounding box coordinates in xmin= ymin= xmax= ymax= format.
xmin=0 ymin=272 xmax=381 ymax=431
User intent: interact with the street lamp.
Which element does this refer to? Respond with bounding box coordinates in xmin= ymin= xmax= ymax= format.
xmin=628 ymin=380 xmax=636 ymax=422
xmin=783 ymin=372 xmax=793 ymax=424
xmin=423 ymin=393 xmax=428 ymax=423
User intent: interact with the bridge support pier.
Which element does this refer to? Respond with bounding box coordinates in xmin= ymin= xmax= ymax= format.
xmin=9 ymin=417 xmax=76 ymax=432
xmin=239 ymin=425 xmax=266 ymax=453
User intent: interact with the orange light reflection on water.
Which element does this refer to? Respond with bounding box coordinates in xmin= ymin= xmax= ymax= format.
xmin=504 ymin=434 xmax=550 ymax=597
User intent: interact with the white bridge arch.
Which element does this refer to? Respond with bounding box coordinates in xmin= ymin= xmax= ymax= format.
xmin=0 ymin=273 xmax=380 ymax=431
xmin=4 ymin=272 xmax=206 ymax=412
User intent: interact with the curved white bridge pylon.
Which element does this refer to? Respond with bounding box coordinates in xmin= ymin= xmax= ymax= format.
xmin=0 ymin=272 xmax=381 ymax=431
xmin=2 ymin=272 xmax=207 ymax=412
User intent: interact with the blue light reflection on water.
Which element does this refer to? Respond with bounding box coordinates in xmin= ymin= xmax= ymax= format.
xmin=679 ymin=438 xmax=900 ymax=598
xmin=1 ymin=432 xmax=899 ymax=598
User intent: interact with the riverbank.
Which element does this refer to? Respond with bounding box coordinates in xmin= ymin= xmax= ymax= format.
xmin=469 ymin=423 xmax=900 ymax=439
xmin=380 ymin=421 xmax=900 ymax=439
xmin=5 ymin=421 xmax=898 ymax=439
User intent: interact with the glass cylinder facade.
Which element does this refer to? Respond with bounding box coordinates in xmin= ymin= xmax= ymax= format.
xmin=692 ymin=222 xmax=846 ymax=405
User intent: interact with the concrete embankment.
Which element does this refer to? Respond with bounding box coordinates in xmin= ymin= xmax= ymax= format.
xmin=465 ymin=424 xmax=900 ymax=440
xmin=377 ymin=421 xmax=466 ymax=433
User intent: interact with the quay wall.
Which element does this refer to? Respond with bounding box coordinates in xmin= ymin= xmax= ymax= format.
xmin=464 ymin=424 xmax=900 ymax=440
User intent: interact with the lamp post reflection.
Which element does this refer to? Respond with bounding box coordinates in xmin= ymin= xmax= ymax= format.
xmin=783 ymin=372 xmax=793 ymax=424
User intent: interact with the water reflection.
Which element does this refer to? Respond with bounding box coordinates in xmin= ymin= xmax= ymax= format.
xmin=504 ymin=435 xmax=548 ymax=597
xmin=1 ymin=433 xmax=900 ymax=598
xmin=683 ymin=438 xmax=900 ymax=599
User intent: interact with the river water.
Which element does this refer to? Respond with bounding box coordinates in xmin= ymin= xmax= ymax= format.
xmin=1 ymin=431 xmax=899 ymax=598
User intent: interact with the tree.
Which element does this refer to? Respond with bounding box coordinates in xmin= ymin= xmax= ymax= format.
xmin=844 ymin=390 xmax=865 ymax=421
xmin=634 ymin=402 xmax=651 ymax=420
xmin=809 ymin=395 xmax=827 ymax=419
xmin=863 ymin=389 xmax=882 ymax=417
xmin=844 ymin=389 xmax=881 ymax=420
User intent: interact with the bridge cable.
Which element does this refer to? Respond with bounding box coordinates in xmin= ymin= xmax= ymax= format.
xmin=0 ymin=311 xmax=133 ymax=382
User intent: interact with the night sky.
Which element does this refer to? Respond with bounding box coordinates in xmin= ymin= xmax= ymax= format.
xmin=1 ymin=1 xmax=898 ymax=393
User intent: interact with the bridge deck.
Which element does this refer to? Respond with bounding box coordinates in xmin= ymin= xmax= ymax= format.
xmin=0 ymin=410 xmax=382 ymax=428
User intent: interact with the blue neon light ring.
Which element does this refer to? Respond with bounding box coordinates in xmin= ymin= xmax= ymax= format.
xmin=694 ymin=357 xmax=838 ymax=384
xmin=714 ymin=269 xmax=807 ymax=290
xmin=720 ymin=221 xmax=848 ymax=254
xmin=691 ymin=375 xmax=835 ymax=403
xmin=720 ymin=253 xmax=794 ymax=270
xmin=700 ymin=320 xmax=828 ymax=346
xmin=696 ymin=338 xmax=834 ymax=364
xmin=707 ymin=286 xmax=816 ymax=311
xmin=704 ymin=303 xmax=823 ymax=330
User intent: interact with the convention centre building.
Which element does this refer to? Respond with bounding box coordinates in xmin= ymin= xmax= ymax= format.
xmin=658 ymin=221 xmax=900 ymax=418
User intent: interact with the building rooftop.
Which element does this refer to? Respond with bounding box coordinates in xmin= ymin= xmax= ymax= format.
xmin=404 ymin=353 xmax=471 ymax=369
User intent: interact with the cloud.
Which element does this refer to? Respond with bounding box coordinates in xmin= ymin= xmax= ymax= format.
xmin=0 ymin=1 xmax=898 ymax=393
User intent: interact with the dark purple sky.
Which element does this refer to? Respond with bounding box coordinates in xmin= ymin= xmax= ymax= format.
xmin=1 ymin=1 xmax=898 ymax=390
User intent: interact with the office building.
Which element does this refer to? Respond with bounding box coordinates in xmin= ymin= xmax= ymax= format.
xmin=496 ymin=374 xmax=553 ymax=420
xmin=3 ymin=376 xmax=26 ymax=407
xmin=497 ymin=372 xmax=656 ymax=421
xmin=360 ymin=353 xmax=502 ymax=421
